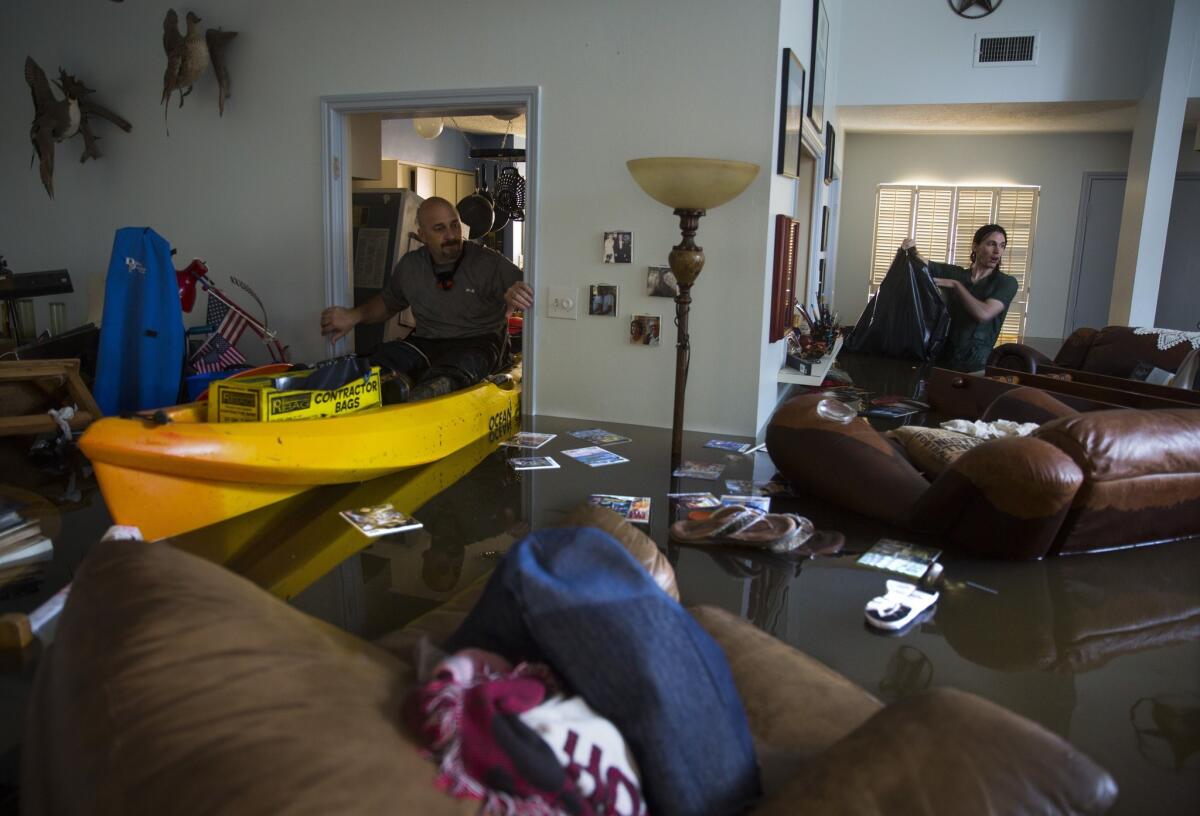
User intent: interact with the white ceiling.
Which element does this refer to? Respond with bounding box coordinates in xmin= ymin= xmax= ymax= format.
xmin=838 ymin=99 xmax=1200 ymax=134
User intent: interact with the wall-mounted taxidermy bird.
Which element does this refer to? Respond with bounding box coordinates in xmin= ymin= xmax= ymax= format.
xmin=25 ymin=56 xmax=133 ymax=200
xmin=161 ymin=9 xmax=237 ymax=131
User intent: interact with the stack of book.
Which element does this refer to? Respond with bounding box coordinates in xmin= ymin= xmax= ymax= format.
xmin=0 ymin=498 xmax=53 ymax=592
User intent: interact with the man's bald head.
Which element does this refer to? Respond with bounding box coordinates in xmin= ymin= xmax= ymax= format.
xmin=416 ymin=196 xmax=464 ymax=265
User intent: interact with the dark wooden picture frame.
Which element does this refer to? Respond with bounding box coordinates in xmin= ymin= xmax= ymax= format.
xmin=820 ymin=205 xmax=830 ymax=252
xmin=824 ymin=123 xmax=836 ymax=184
xmin=807 ymin=0 xmax=830 ymax=135
xmin=777 ymin=49 xmax=805 ymax=178
xmin=770 ymin=214 xmax=802 ymax=342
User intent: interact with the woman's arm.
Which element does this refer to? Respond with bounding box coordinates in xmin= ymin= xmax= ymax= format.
xmin=935 ymin=279 xmax=1006 ymax=322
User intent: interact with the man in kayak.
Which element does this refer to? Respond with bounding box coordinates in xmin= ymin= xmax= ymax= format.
xmin=320 ymin=196 xmax=533 ymax=401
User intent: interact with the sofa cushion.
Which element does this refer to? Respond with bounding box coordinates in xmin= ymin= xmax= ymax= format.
xmin=23 ymin=538 xmax=478 ymax=816
xmin=1034 ymin=408 xmax=1200 ymax=482
xmin=1063 ymin=325 xmax=1198 ymax=377
xmin=752 ymin=688 xmax=1118 ymax=816
xmin=688 ymin=605 xmax=880 ymax=790
xmin=888 ymin=426 xmax=986 ymax=476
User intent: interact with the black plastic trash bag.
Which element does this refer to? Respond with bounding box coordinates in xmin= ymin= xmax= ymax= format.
xmin=845 ymin=249 xmax=949 ymax=361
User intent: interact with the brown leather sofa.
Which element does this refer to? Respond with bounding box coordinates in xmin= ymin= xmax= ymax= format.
xmin=766 ymin=388 xmax=1200 ymax=558
xmin=989 ymin=325 xmax=1198 ymax=380
xmin=23 ymin=507 xmax=1118 ymax=815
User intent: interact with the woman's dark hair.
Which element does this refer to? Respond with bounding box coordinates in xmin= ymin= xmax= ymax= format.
xmin=969 ymin=224 xmax=1007 ymax=271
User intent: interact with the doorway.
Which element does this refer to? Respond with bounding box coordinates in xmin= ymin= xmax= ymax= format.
xmin=1067 ymin=171 xmax=1200 ymax=336
xmin=320 ymin=87 xmax=541 ymax=415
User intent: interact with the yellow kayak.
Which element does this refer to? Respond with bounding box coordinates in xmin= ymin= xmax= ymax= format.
xmin=79 ymin=365 xmax=521 ymax=540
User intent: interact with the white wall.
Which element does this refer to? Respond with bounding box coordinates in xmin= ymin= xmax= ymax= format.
xmin=839 ymin=0 xmax=1153 ymax=106
xmin=834 ymin=131 xmax=1132 ymax=340
xmin=1181 ymin=126 xmax=1200 ymax=170
xmin=754 ymin=0 xmax=845 ymax=436
xmin=1 ymin=0 xmax=781 ymax=434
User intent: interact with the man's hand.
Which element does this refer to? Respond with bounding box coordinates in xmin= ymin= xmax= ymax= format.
xmin=504 ymin=281 xmax=534 ymax=313
xmin=900 ymin=238 xmax=917 ymax=251
xmin=933 ymin=277 xmax=957 ymax=290
xmin=320 ymin=306 xmax=359 ymax=343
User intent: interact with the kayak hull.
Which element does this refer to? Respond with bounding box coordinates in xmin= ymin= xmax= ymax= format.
xmin=80 ymin=367 xmax=521 ymax=540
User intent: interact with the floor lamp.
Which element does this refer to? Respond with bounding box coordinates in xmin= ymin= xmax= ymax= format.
xmin=625 ymin=157 xmax=760 ymax=463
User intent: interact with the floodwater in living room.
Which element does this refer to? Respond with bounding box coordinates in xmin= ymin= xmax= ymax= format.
xmin=2 ymin=356 xmax=1198 ymax=814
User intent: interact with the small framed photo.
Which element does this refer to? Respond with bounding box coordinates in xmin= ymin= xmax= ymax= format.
xmin=603 ymin=231 xmax=633 ymax=264
xmin=820 ymin=205 xmax=830 ymax=251
xmin=588 ymin=284 xmax=618 ymax=316
xmin=646 ymin=266 xmax=679 ymax=298
xmin=630 ymin=314 xmax=661 ymax=346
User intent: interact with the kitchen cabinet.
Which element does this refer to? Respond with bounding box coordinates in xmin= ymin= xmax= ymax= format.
xmin=456 ymin=173 xmax=476 ymax=205
xmin=414 ymin=167 xmax=435 ymax=198
xmin=347 ymin=113 xmax=382 ymax=180
xmin=353 ymin=160 xmax=411 ymax=190
xmin=434 ymin=170 xmax=458 ymax=203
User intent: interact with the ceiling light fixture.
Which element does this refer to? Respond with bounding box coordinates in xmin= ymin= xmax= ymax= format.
xmin=413 ymin=117 xmax=444 ymax=140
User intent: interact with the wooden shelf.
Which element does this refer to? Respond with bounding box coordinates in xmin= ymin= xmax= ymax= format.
xmin=777 ymin=335 xmax=842 ymax=385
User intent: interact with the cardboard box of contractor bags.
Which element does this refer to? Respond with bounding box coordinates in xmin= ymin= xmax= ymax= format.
xmin=208 ymin=366 xmax=382 ymax=422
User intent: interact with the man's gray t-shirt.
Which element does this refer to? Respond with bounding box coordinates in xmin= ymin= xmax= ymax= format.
xmin=379 ymin=243 xmax=522 ymax=340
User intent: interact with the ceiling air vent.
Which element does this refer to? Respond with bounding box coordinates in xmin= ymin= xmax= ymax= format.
xmin=974 ymin=32 xmax=1038 ymax=67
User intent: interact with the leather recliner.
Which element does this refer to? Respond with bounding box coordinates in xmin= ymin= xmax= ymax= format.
xmin=766 ymin=388 xmax=1200 ymax=558
xmin=989 ymin=325 xmax=1199 ymax=380
xmin=22 ymin=507 xmax=1118 ymax=815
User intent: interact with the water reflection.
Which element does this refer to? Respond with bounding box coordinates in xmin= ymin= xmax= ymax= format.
xmin=937 ymin=542 xmax=1200 ymax=674
xmin=1130 ymin=693 xmax=1200 ymax=772
xmin=168 ymin=434 xmax=505 ymax=599
xmin=878 ymin=644 xmax=934 ymax=702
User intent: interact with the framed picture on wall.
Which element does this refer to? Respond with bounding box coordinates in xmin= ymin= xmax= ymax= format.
xmin=820 ymin=205 xmax=830 ymax=252
xmin=769 ymin=214 xmax=802 ymax=343
xmin=824 ymin=123 xmax=836 ymax=185
xmin=777 ymin=48 xmax=805 ymax=178
xmin=807 ymin=0 xmax=830 ymax=135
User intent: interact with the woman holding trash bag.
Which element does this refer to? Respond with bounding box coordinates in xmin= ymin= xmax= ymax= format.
xmin=901 ymin=224 xmax=1018 ymax=372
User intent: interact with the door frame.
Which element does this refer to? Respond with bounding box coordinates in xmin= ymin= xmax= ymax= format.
xmin=320 ymin=86 xmax=542 ymax=415
xmin=1064 ymin=172 xmax=1125 ymax=339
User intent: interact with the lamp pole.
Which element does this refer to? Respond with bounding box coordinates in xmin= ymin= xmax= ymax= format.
xmin=667 ymin=208 xmax=706 ymax=465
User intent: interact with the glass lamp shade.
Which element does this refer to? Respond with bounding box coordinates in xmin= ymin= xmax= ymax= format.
xmin=413 ymin=117 xmax=444 ymax=140
xmin=626 ymin=157 xmax=760 ymax=210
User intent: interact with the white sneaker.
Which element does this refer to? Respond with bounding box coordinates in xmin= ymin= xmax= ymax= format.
xmin=865 ymin=580 xmax=939 ymax=632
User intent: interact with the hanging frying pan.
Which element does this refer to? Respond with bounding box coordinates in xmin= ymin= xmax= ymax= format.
xmin=488 ymin=163 xmax=510 ymax=235
xmin=456 ymin=166 xmax=494 ymax=239
xmin=495 ymin=164 xmax=526 ymax=222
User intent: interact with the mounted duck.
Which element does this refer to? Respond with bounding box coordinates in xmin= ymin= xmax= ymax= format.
xmin=24 ymin=56 xmax=132 ymax=199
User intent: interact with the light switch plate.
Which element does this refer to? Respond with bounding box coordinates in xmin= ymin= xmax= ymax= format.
xmin=547 ymin=286 xmax=578 ymax=319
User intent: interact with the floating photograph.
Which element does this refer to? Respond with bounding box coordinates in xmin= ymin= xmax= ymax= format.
xmin=561 ymin=446 xmax=630 ymax=467
xmin=588 ymin=494 xmax=651 ymax=523
xmin=339 ymin=503 xmax=423 ymax=538
xmin=507 ymin=456 xmax=561 ymax=471
xmin=500 ymin=432 xmax=556 ymax=450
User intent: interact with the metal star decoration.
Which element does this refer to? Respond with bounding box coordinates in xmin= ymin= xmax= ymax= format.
xmin=949 ymin=0 xmax=1003 ymax=19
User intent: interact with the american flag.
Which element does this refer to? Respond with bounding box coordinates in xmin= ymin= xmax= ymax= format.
xmin=190 ymin=293 xmax=252 ymax=373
